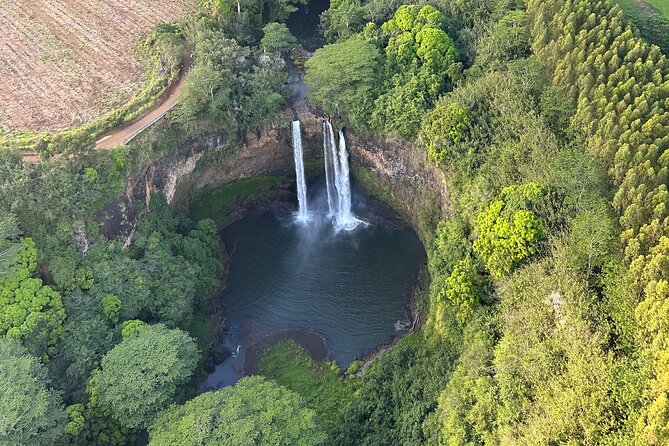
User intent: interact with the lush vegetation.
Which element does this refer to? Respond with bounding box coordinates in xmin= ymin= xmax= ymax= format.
xmin=302 ymin=0 xmax=669 ymax=444
xmin=93 ymin=323 xmax=199 ymax=430
xmin=307 ymin=4 xmax=462 ymax=138
xmin=0 ymin=1 xmax=301 ymax=443
xmin=5 ymin=0 xmax=669 ymax=444
xmin=0 ymin=146 xmax=225 ymax=443
xmin=256 ymin=340 xmax=355 ymax=427
xmin=148 ymin=376 xmax=325 ymax=445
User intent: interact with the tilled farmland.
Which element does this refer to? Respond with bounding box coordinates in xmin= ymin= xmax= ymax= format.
xmin=0 ymin=0 xmax=192 ymax=132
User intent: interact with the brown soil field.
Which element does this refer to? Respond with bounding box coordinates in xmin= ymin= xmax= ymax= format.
xmin=0 ymin=0 xmax=193 ymax=132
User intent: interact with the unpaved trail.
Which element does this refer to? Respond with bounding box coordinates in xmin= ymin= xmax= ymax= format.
xmin=95 ymin=54 xmax=190 ymax=149
xmin=19 ymin=53 xmax=190 ymax=162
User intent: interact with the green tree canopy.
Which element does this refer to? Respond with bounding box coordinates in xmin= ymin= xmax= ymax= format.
xmin=260 ymin=22 xmax=297 ymax=54
xmin=443 ymin=257 xmax=486 ymax=324
xmin=370 ymin=5 xmax=462 ymax=138
xmin=473 ymin=183 xmax=547 ymax=277
xmin=0 ymin=237 xmax=65 ymax=359
xmin=148 ymin=376 xmax=326 ymax=446
xmin=420 ymin=100 xmax=472 ymax=165
xmin=305 ymin=37 xmax=381 ymax=129
xmin=84 ymin=195 xmax=221 ymax=329
xmin=0 ymin=338 xmax=67 ymax=445
xmin=93 ymin=324 xmax=199 ymax=430
xmin=173 ymin=28 xmax=285 ymax=133
xmin=322 ymin=0 xmax=366 ymax=41
xmin=475 ymin=9 xmax=530 ymax=66
xmin=48 ymin=290 xmax=116 ymax=403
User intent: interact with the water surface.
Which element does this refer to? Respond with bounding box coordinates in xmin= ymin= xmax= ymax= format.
xmin=203 ymin=210 xmax=425 ymax=389
xmin=286 ymin=0 xmax=328 ymax=51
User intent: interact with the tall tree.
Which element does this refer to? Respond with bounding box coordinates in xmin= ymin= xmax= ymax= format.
xmin=305 ymin=37 xmax=381 ymax=129
xmin=260 ymin=22 xmax=297 ymax=54
xmin=0 ymin=338 xmax=67 ymax=445
xmin=92 ymin=324 xmax=199 ymax=430
xmin=148 ymin=376 xmax=325 ymax=446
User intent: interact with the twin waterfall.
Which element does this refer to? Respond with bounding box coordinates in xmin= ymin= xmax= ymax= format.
xmin=323 ymin=121 xmax=360 ymax=230
xmin=290 ymin=119 xmax=362 ymax=231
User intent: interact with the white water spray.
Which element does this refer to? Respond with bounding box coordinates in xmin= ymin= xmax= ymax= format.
xmin=323 ymin=121 xmax=364 ymax=230
xmin=323 ymin=121 xmax=338 ymax=216
xmin=291 ymin=120 xmax=308 ymax=222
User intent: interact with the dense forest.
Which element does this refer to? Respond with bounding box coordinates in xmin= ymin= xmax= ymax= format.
xmin=3 ymin=0 xmax=669 ymax=444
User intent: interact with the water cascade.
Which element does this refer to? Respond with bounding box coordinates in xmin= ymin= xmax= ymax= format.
xmin=291 ymin=120 xmax=309 ymax=222
xmin=323 ymin=121 xmax=338 ymax=216
xmin=335 ymin=129 xmax=355 ymax=227
xmin=323 ymin=121 xmax=363 ymax=230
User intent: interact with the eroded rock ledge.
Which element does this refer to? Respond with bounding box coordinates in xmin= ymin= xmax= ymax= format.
xmin=94 ymin=103 xmax=449 ymax=242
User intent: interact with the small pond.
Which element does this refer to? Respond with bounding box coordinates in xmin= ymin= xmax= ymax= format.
xmin=203 ymin=190 xmax=425 ymax=389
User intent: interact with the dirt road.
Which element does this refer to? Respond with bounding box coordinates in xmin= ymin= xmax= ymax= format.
xmin=19 ymin=54 xmax=190 ymax=162
xmin=95 ymin=56 xmax=190 ymax=149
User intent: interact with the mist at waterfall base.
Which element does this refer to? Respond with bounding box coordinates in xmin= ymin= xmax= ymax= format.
xmin=202 ymin=206 xmax=425 ymax=389
xmin=291 ymin=120 xmax=365 ymax=230
xmin=202 ymin=120 xmax=425 ymax=390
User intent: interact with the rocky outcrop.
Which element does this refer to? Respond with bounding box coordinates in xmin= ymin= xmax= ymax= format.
xmin=174 ymin=105 xmax=323 ymax=200
xmin=94 ymin=103 xmax=449 ymax=242
xmin=347 ymin=133 xmax=450 ymax=232
xmin=94 ymin=131 xmax=225 ymax=244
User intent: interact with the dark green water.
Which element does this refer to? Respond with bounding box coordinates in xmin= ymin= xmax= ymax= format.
xmin=203 ymin=210 xmax=425 ymax=389
xmin=286 ymin=0 xmax=328 ymax=51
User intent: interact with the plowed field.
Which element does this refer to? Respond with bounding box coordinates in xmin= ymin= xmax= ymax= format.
xmin=0 ymin=0 xmax=192 ymax=132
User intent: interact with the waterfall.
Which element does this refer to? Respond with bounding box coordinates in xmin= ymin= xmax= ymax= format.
xmin=336 ymin=129 xmax=354 ymax=226
xmin=291 ymin=120 xmax=308 ymax=222
xmin=322 ymin=121 xmax=363 ymax=230
xmin=323 ymin=121 xmax=338 ymax=216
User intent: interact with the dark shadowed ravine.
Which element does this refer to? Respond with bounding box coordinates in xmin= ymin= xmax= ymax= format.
xmin=202 ymin=190 xmax=425 ymax=389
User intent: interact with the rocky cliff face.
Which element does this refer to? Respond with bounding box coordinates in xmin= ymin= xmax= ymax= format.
xmin=95 ymin=104 xmax=449 ymax=242
xmin=94 ymin=132 xmax=225 ymax=244
xmin=347 ymin=133 xmax=449 ymax=232
xmin=174 ymin=106 xmax=323 ymax=202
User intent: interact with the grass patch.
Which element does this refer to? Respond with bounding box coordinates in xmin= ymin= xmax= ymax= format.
xmin=645 ymin=0 xmax=669 ymax=16
xmin=256 ymin=340 xmax=356 ymax=427
xmin=190 ymin=176 xmax=290 ymax=226
xmin=617 ymin=0 xmax=669 ymax=52
xmin=618 ymin=0 xmax=669 ymax=16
